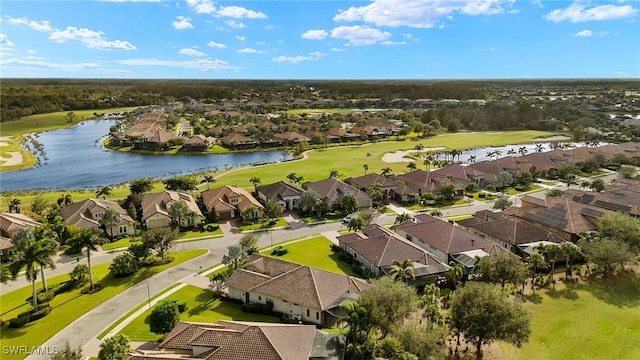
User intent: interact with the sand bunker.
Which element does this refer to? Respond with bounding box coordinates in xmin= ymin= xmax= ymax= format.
xmin=382 ymin=147 xmax=446 ymax=163
xmin=532 ymin=135 xmax=571 ymax=141
xmin=0 ymin=136 xmax=23 ymax=167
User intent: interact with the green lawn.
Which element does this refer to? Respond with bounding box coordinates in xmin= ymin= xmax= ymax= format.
xmin=179 ymin=227 xmax=223 ymax=239
xmin=498 ymin=272 xmax=640 ymax=360
xmin=119 ymin=285 xmax=281 ymax=341
xmin=260 ymin=236 xmax=359 ymax=277
xmin=102 ymin=237 xmax=141 ymax=251
xmin=0 ymin=249 xmax=207 ymax=360
xmin=236 ymin=217 xmax=288 ymax=231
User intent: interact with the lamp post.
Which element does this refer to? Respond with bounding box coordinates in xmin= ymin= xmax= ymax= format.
xmin=146 ymin=281 xmax=151 ymax=309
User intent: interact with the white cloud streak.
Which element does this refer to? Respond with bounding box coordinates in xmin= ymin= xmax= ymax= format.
xmin=207 ymin=40 xmax=226 ymax=49
xmin=172 ymin=16 xmax=194 ymax=29
xmin=225 ymin=20 xmax=246 ymax=28
xmin=179 ymin=48 xmax=206 ymax=57
xmin=301 ymin=30 xmax=328 ymax=40
xmin=330 ymin=25 xmax=392 ymax=46
xmin=117 ymin=57 xmax=240 ymax=71
xmin=272 ymin=51 xmax=325 ymax=63
xmin=186 ymin=0 xmax=216 ymax=14
xmin=217 ymin=6 xmax=267 ymax=19
xmin=0 ymin=33 xmax=15 ymax=48
xmin=6 ymin=16 xmax=53 ymax=32
xmin=49 ymin=26 xmax=136 ymax=50
xmin=237 ymin=48 xmax=268 ymax=54
xmin=545 ymin=1 xmax=638 ymax=22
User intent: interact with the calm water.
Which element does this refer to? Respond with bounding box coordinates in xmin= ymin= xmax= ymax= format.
xmin=1 ymin=120 xmax=289 ymax=191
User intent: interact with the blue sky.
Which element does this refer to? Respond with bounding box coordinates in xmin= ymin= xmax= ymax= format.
xmin=1 ymin=0 xmax=638 ymax=79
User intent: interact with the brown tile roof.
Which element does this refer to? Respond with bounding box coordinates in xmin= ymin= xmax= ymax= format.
xmin=201 ymin=186 xmax=264 ymax=214
xmin=337 ymin=224 xmax=444 ymax=267
xmin=220 ymin=133 xmax=253 ymax=145
xmin=345 ymin=173 xmax=399 ymax=190
xmin=566 ymin=184 xmax=640 ymax=216
xmin=141 ymin=191 xmax=203 ymax=222
xmin=395 ymin=214 xmax=510 ymax=256
xmin=227 ymin=254 xmax=368 ymax=311
xmin=256 ymin=181 xmax=304 ymax=201
xmin=184 ymin=135 xmax=215 ymax=146
xmin=0 ymin=235 xmax=14 ymax=251
xmin=507 ymin=196 xmax=602 ymax=235
xmin=328 ymin=127 xmax=346 ymax=137
xmin=149 ymin=321 xmax=318 ymax=360
xmin=0 ymin=213 xmax=42 ymax=238
xmin=304 ymin=178 xmax=371 ymax=204
xmin=140 ymin=130 xmax=178 ymax=144
xmin=60 ymin=199 xmax=133 ymax=229
xmin=458 ymin=210 xmax=562 ymax=246
xmin=272 ymin=131 xmax=310 ymax=142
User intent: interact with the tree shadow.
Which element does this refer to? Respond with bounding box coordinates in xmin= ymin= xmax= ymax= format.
xmin=567 ymin=271 xmax=640 ymax=308
xmin=544 ymin=286 xmax=579 ymax=300
xmin=524 ymin=293 xmax=543 ymax=304
xmin=187 ymin=288 xmax=216 ymax=316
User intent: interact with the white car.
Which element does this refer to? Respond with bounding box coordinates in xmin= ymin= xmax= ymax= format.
xmin=342 ymin=213 xmax=360 ymax=223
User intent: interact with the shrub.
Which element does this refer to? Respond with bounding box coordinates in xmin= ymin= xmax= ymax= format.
xmin=37 ymin=290 xmax=55 ymax=304
xmin=53 ymin=281 xmax=75 ymax=295
xmin=70 ymin=264 xmax=89 ymax=285
xmin=168 ymin=299 xmax=187 ymax=313
xmin=35 ymin=302 xmax=51 ymax=312
xmin=242 ymin=303 xmax=265 ymax=314
xmin=30 ymin=307 xmax=51 ymax=321
xmin=264 ymin=301 xmax=274 ymax=315
xmin=478 ymin=193 xmax=486 ymax=198
xmin=109 ymin=252 xmax=138 ymax=277
xmin=149 ymin=301 xmax=180 ymax=334
xmin=270 ymin=246 xmax=288 ymax=256
xmin=205 ymin=224 xmax=219 ymax=232
xmin=128 ymin=243 xmax=150 ymax=262
xmin=9 ymin=316 xmax=30 ymax=328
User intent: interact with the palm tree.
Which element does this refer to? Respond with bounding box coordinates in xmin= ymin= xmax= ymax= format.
xmin=362 ymin=164 xmax=368 ymax=175
xmin=340 ymin=300 xmax=368 ymax=342
xmin=329 ymin=169 xmax=339 ymax=178
xmin=64 ymin=194 xmax=73 ymax=206
xmin=367 ymin=183 xmax=383 ymax=206
xmin=424 ymin=154 xmax=434 ymax=169
xmin=68 ymin=227 xmax=105 ymax=290
xmin=527 ymin=253 xmax=545 ymax=293
xmin=518 ymin=146 xmax=528 ymax=156
xmin=286 ymin=172 xmax=298 ymax=183
xmin=168 ymin=200 xmax=190 ymax=228
xmin=389 ymin=259 xmax=415 ymax=283
xmin=507 ymin=149 xmax=516 ymax=157
xmin=9 ymin=198 xmax=21 ymax=213
xmin=95 ymin=186 xmax=112 ymax=199
xmin=12 ymin=227 xmax=59 ymax=292
xmin=406 ymin=161 xmax=417 ymax=171
xmin=394 ymin=213 xmax=412 ymax=224
xmin=468 ymin=155 xmax=477 ymax=164
xmin=249 ymin=176 xmax=261 ymax=192
xmin=381 ymin=167 xmax=393 ymax=177
xmin=201 ymin=173 xmax=215 ymax=190
xmin=99 ymin=208 xmax=121 ymax=239
xmin=295 ymin=175 xmax=304 ymax=185
xmin=10 ymin=230 xmax=59 ymax=307
xmin=535 ymin=143 xmax=544 ymax=153
xmin=448 ymin=261 xmax=464 ymax=288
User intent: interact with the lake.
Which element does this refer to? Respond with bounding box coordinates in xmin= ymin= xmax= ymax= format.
xmin=0 ymin=120 xmax=289 ymax=191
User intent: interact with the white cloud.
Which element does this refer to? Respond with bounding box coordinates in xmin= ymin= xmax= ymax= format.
xmin=272 ymin=51 xmax=325 ymax=63
xmin=381 ymin=40 xmax=406 ymax=46
xmin=0 ymin=57 xmax=109 ymax=72
xmin=6 ymin=16 xmax=53 ymax=32
xmin=172 ymin=16 xmax=194 ymax=30
xmin=117 ymin=57 xmax=240 ymax=71
xmin=301 ymin=29 xmax=328 ymax=40
xmin=179 ymin=48 xmax=206 ymax=57
xmin=237 ymin=47 xmax=267 ymax=54
xmin=217 ymin=6 xmax=267 ymax=19
xmin=49 ymin=27 xmax=136 ymax=50
xmin=186 ymin=0 xmax=216 ymax=14
xmin=331 ymin=47 xmax=346 ymax=52
xmin=100 ymin=0 xmax=161 ymax=2
xmin=225 ymin=20 xmax=246 ymax=28
xmin=330 ymin=25 xmax=391 ymax=46
xmin=0 ymin=33 xmax=15 ymax=48
xmin=236 ymin=36 xmax=246 ymax=41
xmin=545 ymin=1 xmax=638 ymax=22
xmin=207 ymin=40 xmax=226 ymax=49
xmin=333 ymin=0 xmax=514 ymax=28
xmin=573 ymin=29 xmax=592 ymax=37
xmin=27 ymin=49 xmax=37 ymax=54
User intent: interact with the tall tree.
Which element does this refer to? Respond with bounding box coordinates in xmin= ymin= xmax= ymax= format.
xmin=98 ymin=335 xmax=132 ymax=360
xmin=95 ymin=186 xmax=113 ymax=199
xmin=381 ymin=167 xmax=393 ymax=177
xmin=9 ymin=198 xmax=21 ymax=213
xmin=388 ymin=259 xmax=415 ymax=283
xmin=367 ymin=183 xmax=383 ymax=206
xmin=358 ymin=277 xmax=419 ymax=337
xmin=249 ymin=176 xmax=262 ymax=192
xmin=264 ymin=199 xmax=284 ymax=221
xmin=100 ymin=208 xmax=121 ymax=239
xmin=299 ymin=191 xmax=317 ymax=214
xmin=362 ymin=164 xmax=369 ymax=175
xmin=329 ymin=169 xmax=340 ymax=178
xmin=559 ymin=241 xmax=582 ymax=279
xmin=286 ymin=172 xmax=298 ymax=183
xmin=141 ymin=227 xmax=178 ymax=259
xmin=394 ymin=213 xmax=413 ymax=224
xmin=10 ymin=229 xmax=59 ymax=307
xmin=340 ymin=194 xmax=359 ymax=214
xmin=129 ymin=178 xmax=153 ymax=195
xmin=168 ymin=200 xmax=190 ymax=228
xmin=476 ymin=252 xmax=527 ymax=289
xmin=201 ymin=173 xmax=215 ymax=190
xmin=406 ymin=161 xmax=417 ymax=171
xmin=222 ymin=244 xmax=247 ymax=269
xmin=68 ymin=227 xmax=106 ymax=290
xmin=526 ymin=253 xmax=545 ymax=293
xmin=597 ymin=211 xmax=640 ymax=253
xmin=448 ymin=260 xmax=464 ymax=287
xmin=450 ymin=282 xmax=531 ymax=360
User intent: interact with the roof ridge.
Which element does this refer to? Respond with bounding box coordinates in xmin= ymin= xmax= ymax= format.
xmin=308 ymin=266 xmax=324 ymax=309
xmin=256 ymin=326 xmax=285 ymax=360
xmin=377 ymin=233 xmax=392 ymax=267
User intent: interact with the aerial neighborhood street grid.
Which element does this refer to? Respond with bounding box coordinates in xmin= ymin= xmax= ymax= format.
xmin=1 ymin=1 xmax=640 ymax=360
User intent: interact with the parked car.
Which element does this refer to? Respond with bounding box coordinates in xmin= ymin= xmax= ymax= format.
xmin=342 ymin=213 xmax=360 ymax=223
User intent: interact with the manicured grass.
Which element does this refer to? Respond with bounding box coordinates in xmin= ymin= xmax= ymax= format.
xmin=0 ymin=249 xmax=207 ymax=360
xmin=236 ymin=217 xmax=288 ymax=231
xmin=119 ymin=285 xmax=281 ymax=341
xmin=102 ymin=237 xmax=141 ymax=251
xmin=404 ymin=198 xmax=467 ymax=210
xmin=447 ymin=215 xmax=473 ymax=222
xmin=498 ymin=272 xmax=640 ymax=360
xmin=504 ymin=184 xmax=542 ymax=195
xmin=286 ymin=108 xmax=352 ymax=114
xmin=260 ymin=236 xmax=359 ymax=277
xmin=179 ymin=227 xmax=223 ymax=239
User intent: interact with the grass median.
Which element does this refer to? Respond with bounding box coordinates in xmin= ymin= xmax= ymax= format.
xmin=0 ymin=249 xmax=207 ymax=360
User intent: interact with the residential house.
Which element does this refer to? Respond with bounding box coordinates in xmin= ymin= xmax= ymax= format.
xmin=337 ymin=224 xmax=449 ymax=284
xmin=60 ymin=199 xmax=135 ymax=238
xmin=345 ymin=173 xmax=399 ymax=201
xmin=0 ymin=213 xmax=43 ymax=252
xmin=364 ymin=117 xmax=398 ymax=136
xmin=201 ymin=186 xmax=264 ymax=220
xmin=273 ymin=131 xmax=310 ymax=145
xmin=457 ymin=210 xmax=562 ymax=255
xmin=393 ymin=170 xmax=466 ymax=202
xmin=566 ymin=178 xmax=640 ymax=217
xmin=220 ymin=133 xmax=259 ymax=149
xmin=182 ymin=135 xmax=216 ymax=151
xmin=226 ymin=254 xmax=369 ymax=327
xmin=125 ymin=320 xmax=345 ymax=360
xmin=395 ymin=214 xmax=510 ymax=276
xmin=141 ymin=191 xmax=204 ymax=229
xmin=256 ymin=181 xmax=305 ymax=210
xmin=303 ymin=178 xmax=372 ymax=210
xmin=136 ymin=130 xmax=178 ymax=150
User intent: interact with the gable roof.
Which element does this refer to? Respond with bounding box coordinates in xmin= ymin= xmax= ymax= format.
xmin=458 ymin=210 xmax=562 ymax=246
xmin=227 ymin=254 xmax=368 ymax=311
xmin=201 ymin=186 xmax=264 ymax=213
xmin=60 ymin=199 xmax=133 ymax=229
xmin=0 ymin=213 xmax=42 ymax=238
xmin=395 ymin=214 xmax=510 ymax=256
xmin=337 ymin=224 xmax=445 ymax=268
xmin=256 ymin=181 xmax=305 ymax=201
xmin=304 ymin=178 xmax=371 ymax=203
xmin=345 ymin=173 xmax=399 ymax=190
xmin=140 ymin=191 xmax=203 ymax=221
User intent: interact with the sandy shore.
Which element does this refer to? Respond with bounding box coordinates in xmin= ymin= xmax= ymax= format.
xmin=0 ymin=136 xmax=24 ymax=167
xmin=382 ymin=147 xmax=446 ymax=163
